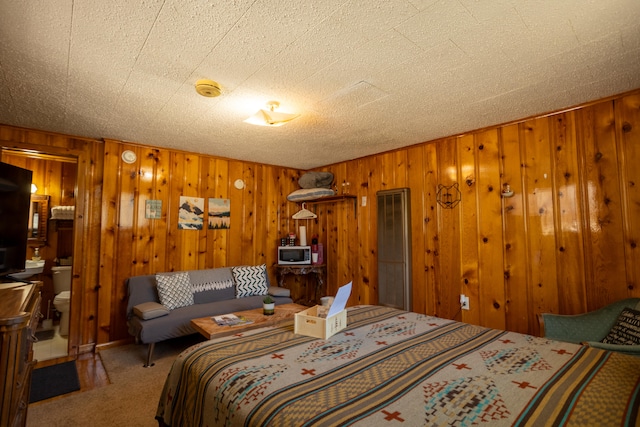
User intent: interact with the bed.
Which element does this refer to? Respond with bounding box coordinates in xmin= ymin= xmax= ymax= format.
xmin=156 ymin=305 xmax=640 ymax=426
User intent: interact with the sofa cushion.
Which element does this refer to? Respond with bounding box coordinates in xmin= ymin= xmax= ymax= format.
xmin=601 ymin=307 xmax=640 ymax=345
xmin=133 ymin=302 xmax=170 ymax=320
xmin=156 ymin=271 xmax=194 ymax=310
xmin=126 ymin=275 xmax=159 ymax=317
xmin=129 ymin=294 xmax=294 ymax=344
xmin=268 ymin=286 xmax=290 ymax=297
xmin=188 ymin=268 xmax=235 ymax=304
xmin=232 ymin=264 xmax=268 ymax=298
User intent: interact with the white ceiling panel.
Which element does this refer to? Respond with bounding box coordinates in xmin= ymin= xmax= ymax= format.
xmin=395 ymin=0 xmax=477 ymax=51
xmin=0 ymin=0 xmax=638 ymax=169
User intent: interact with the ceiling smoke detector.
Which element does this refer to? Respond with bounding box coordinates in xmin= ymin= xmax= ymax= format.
xmin=195 ymin=79 xmax=221 ymax=97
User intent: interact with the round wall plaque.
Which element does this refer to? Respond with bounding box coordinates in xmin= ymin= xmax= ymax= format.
xmin=121 ymin=150 xmax=137 ymax=164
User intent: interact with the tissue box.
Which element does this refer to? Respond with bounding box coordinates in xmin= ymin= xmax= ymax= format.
xmin=294 ymin=305 xmax=346 ymax=339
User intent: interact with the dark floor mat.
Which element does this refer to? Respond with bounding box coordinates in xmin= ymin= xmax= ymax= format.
xmin=30 ymin=360 xmax=80 ymax=403
xmin=35 ymin=329 xmax=55 ymax=341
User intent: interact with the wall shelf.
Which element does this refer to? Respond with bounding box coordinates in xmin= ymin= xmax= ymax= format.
xmin=308 ymin=194 xmax=357 ymax=217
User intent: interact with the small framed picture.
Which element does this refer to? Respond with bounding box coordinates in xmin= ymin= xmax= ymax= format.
xmin=145 ymin=200 xmax=162 ymax=219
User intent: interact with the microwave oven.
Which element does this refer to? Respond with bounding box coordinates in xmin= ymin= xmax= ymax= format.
xmin=278 ymin=246 xmax=312 ymax=265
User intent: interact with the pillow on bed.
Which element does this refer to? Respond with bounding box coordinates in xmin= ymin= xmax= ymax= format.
xmin=133 ymin=302 xmax=170 ymax=320
xmin=601 ymin=307 xmax=640 ymax=345
xmin=287 ymin=188 xmax=335 ymax=202
xmin=232 ymin=264 xmax=268 ymax=298
xmin=156 ymin=271 xmax=194 ymax=310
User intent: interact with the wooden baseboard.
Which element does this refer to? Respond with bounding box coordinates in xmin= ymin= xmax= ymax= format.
xmin=77 ymin=343 xmax=95 ymax=354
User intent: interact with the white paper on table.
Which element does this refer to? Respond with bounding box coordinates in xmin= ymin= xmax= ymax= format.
xmin=327 ymin=281 xmax=352 ymax=318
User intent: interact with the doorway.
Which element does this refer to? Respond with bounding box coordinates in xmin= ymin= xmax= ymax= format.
xmin=1 ymin=148 xmax=78 ymax=362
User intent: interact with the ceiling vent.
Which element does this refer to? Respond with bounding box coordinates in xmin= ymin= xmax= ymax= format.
xmin=195 ymin=79 xmax=221 ymax=97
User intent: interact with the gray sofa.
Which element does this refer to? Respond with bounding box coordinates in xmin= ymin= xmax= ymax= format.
xmin=126 ymin=265 xmax=293 ymax=366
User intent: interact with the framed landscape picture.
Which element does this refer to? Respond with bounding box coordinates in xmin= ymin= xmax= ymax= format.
xmin=178 ymin=196 xmax=204 ymax=230
xmin=208 ymin=198 xmax=230 ymax=229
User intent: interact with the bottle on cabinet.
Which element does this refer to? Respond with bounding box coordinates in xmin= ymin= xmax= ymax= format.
xmin=32 ymin=247 xmax=41 ymax=261
xmin=311 ymin=237 xmax=319 ymax=264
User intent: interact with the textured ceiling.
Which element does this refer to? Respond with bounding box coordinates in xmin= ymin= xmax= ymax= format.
xmin=1 ymin=1 xmax=639 ymax=170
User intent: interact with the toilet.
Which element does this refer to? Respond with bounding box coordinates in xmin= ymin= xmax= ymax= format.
xmin=52 ymin=266 xmax=72 ymax=336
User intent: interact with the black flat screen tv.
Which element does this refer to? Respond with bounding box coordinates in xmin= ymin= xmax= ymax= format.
xmin=0 ymin=162 xmax=32 ymax=277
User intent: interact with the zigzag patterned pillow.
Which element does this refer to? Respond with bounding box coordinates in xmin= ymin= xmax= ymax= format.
xmin=156 ymin=271 xmax=194 ymax=310
xmin=232 ymin=264 xmax=268 ymax=298
xmin=602 ymin=307 xmax=640 ymax=345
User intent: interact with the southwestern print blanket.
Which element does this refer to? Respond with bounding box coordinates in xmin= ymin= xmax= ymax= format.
xmin=156 ymin=305 xmax=640 ymax=426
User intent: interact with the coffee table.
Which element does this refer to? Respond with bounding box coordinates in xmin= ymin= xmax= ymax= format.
xmin=191 ymin=303 xmax=308 ymax=340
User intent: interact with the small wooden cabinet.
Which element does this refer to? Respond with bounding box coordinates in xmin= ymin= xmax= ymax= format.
xmin=0 ymin=282 xmax=41 ymax=427
xmin=274 ymin=264 xmax=326 ymax=306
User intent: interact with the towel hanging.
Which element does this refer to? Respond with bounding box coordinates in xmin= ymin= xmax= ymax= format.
xmin=292 ymin=202 xmax=317 ymax=219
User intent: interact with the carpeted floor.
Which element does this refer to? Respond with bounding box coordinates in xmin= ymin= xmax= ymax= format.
xmin=26 ymin=335 xmax=202 ymax=427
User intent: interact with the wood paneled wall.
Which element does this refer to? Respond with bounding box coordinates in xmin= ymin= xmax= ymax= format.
xmin=1 ymin=89 xmax=638 ymax=349
xmin=318 ymin=92 xmax=640 ymax=335
xmin=98 ymin=140 xmax=305 ymax=342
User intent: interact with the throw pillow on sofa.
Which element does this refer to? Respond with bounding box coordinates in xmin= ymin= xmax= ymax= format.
xmin=232 ymin=264 xmax=268 ymax=298
xmin=156 ymin=271 xmax=194 ymax=310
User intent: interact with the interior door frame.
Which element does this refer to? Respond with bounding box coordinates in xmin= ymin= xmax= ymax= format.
xmin=1 ymin=140 xmax=86 ymax=361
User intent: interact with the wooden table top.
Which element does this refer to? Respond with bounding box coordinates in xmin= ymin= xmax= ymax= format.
xmin=191 ymin=303 xmax=308 ymax=340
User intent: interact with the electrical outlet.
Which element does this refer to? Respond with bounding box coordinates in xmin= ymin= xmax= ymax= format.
xmin=460 ymin=294 xmax=470 ymax=310
xmin=361 ymin=196 xmax=367 ymax=206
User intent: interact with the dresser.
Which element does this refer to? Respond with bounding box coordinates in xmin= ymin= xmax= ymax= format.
xmin=0 ymin=282 xmax=41 ymax=427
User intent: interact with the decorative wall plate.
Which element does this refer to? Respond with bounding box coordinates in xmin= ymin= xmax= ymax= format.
xmin=234 ymin=179 xmax=245 ymax=189
xmin=436 ymin=183 xmax=461 ymax=209
xmin=121 ymin=150 xmax=137 ymax=164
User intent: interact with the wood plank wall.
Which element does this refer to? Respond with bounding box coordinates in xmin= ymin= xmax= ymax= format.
xmin=1 ymin=89 xmax=638 ymax=350
xmin=319 ymin=91 xmax=640 ymax=335
xmin=98 ymin=140 xmax=304 ymax=343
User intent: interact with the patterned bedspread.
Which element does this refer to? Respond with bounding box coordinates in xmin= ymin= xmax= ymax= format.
xmin=156 ymin=306 xmax=640 ymax=426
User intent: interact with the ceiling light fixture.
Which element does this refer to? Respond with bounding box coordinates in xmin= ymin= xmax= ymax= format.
xmin=195 ymin=79 xmax=221 ymax=97
xmin=244 ymin=101 xmax=299 ymax=127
